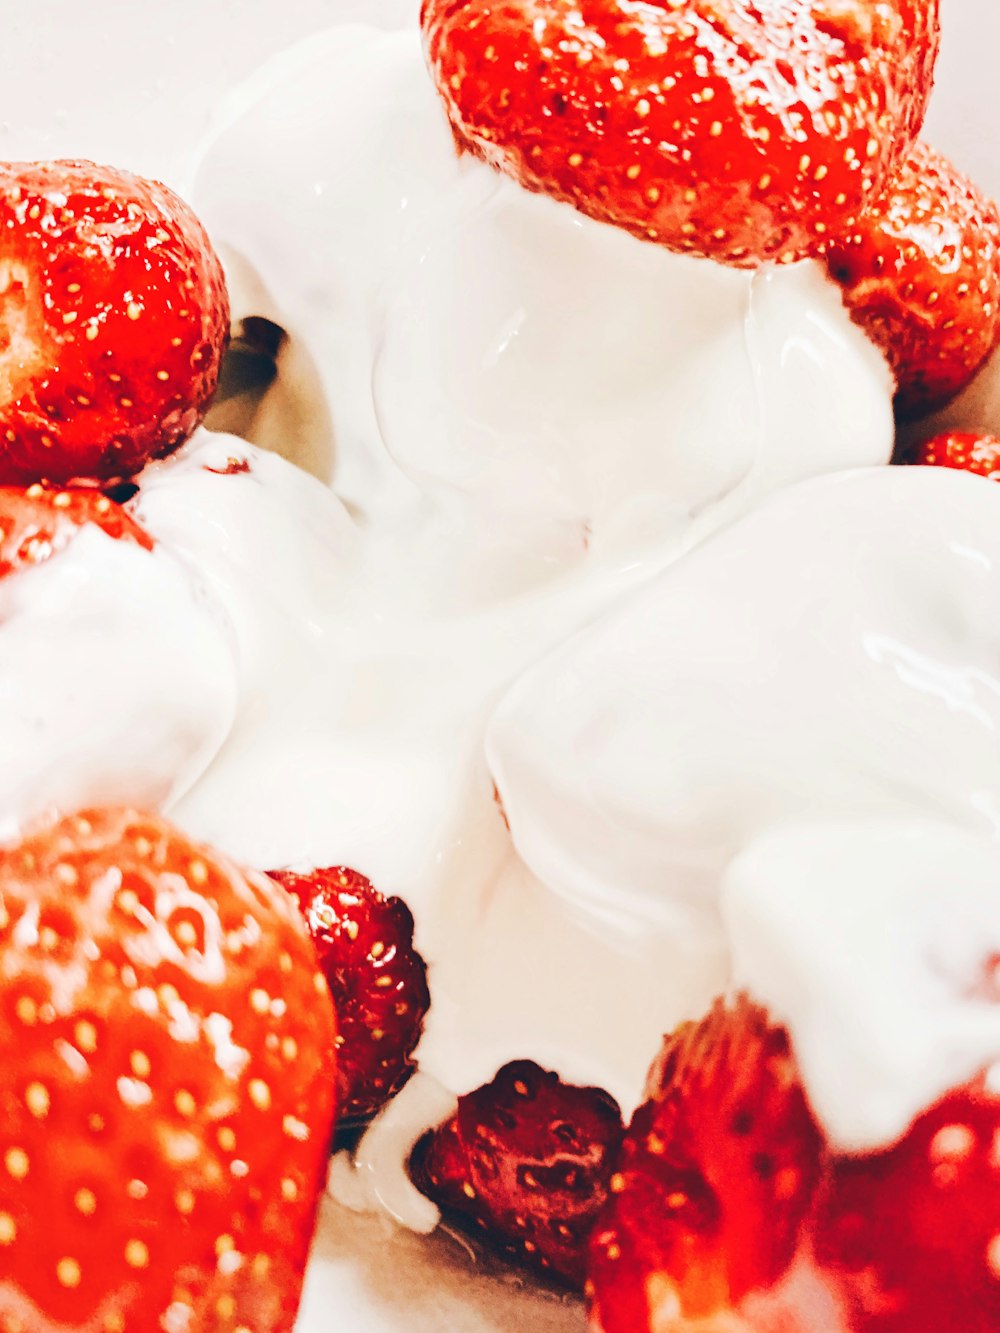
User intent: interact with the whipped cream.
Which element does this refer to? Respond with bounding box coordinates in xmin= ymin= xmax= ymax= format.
xmin=489 ymin=464 xmax=1000 ymax=1144
xmin=0 ymin=526 xmax=236 ymax=840
xmin=725 ymin=819 xmax=1000 ymax=1153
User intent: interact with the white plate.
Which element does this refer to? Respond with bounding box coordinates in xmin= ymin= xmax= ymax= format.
xmin=0 ymin=2 xmax=995 ymax=1330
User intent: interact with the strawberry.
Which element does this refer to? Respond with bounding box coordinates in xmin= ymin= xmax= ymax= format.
xmin=0 ymin=807 xmax=337 ymax=1332
xmin=824 ymin=141 xmax=1000 ymax=419
xmin=911 ymin=429 xmax=1000 ymax=479
xmin=587 ymin=998 xmax=1000 ymax=1332
xmin=0 ymin=159 xmax=229 ymax=485
xmin=587 ymin=998 xmax=824 ymax=1328
xmin=814 ymin=1078 xmax=1000 ymax=1333
xmin=421 ymin=0 xmax=940 ymax=267
xmin=410 ymin=1060 xmax=624 ymax=1287
xmin=0 ymin=481 xmax=152 ymax=579
xmin=268 ymin=866 xmax=431 ymax=1122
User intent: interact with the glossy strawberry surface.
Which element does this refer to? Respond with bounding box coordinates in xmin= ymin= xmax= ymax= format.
xmin=270 ymin=866 xmax=430 ymax=1122
xmin=0 ymin=807 xmax=336 ymax=1331
xmin=825 ymin=141 xmax=1000 ymax=418
xmin=0 ymin=159 xmax=229 ymax=484
xmin=422 ymin=0 xmax=940 ymax=266
xmin=412 ymin=1060 xmax=624 ymax=1287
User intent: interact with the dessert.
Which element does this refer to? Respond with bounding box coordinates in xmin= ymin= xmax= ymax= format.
xmin=0 ymin=1 xmax=997 ymax=1331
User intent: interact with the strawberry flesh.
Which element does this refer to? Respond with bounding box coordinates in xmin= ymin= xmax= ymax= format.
xmin=269 ymin=866 xmax=430 ymax=1122
xmin=0 ymin=482 xmax=152 ymax=580
xmin=422 ymin=0 xmax=940 ymax=267
xmin=0 ymin=807 xmax=337 ymax=1332
xmin=411 ymin=1060 xmax=624 ymax=1287
xmin=824 ymin=141 xmax=1000 ymax=419
xmin=0 ymin=159 xmax=229 ymax=485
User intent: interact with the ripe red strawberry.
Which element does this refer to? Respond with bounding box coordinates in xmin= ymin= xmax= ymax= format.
xmin=587 ymin=998 xmax=1000 ymax=1332
xmin=825 ymin=142 xmax=1000 ymax=419
xmin=0 ymin=807 xmax=337 ymax=1332
xmin=410 ymin=1060 xmax=624 ymax=1287
xmin=0 ymin=481 xmax=152 ymax=579
xmin=421 ymin=0 xmax=940 ymax=267
xmin=587 ymin=998 xmax=823 ymax=1328
xmin=0 ymin=160 xmax=229 ymax=485
xmin=814 ymin=1078 xmax=1000 ymax=1333
xmin=268 ymin=866 xmax=430 ymax=1122
xmin=911 ymin=429 xmax=1000 ymax=479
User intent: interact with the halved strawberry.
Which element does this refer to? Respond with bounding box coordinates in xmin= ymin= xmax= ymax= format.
xmin=421 ymin=0 xmax=940 ymax=266
xmin=0 ymin=807 xmax=337 ymax=1331
xmin=587 ymin=997 xmax=1000 ymax=1332
xmin=268 ymin=866 xmax=430 ymax=1122
xmin=0 ymin=159 xmax=229 ymax=485
xmin=410 ymin=1060 xmax=624 ymax=1287
xmin=911 ymin=429 xmax=1000 ymax=479
xmin=0 ymin=482 xmax=152 ymax=579
xmin=824 ymin=141 xmax=1000 ymax=419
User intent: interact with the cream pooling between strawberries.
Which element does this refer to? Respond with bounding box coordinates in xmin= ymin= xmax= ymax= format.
xmin=0 ymin=527 xmax=236 ymax=843
xmin=488 ymin=465 xmax=1000 ymax=1150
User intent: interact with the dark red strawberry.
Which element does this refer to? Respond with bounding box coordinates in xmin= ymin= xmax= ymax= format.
xmin=587 ymin=998 xmax=823 ymax=1328
xmin=269 ymin=866 xmax=430 ymax=1122
xmin=0 ymin=159 xmax=229 ymax=485
xmin=824 ymin=142 xmax=1000 ymax=418
xmin=0 ymin=807 xmax=337 ymax=1332
xmin=911 ymin=429 xmax=1000 ymax=479
xmin=0 ymin=481 xmax=152 ymax=579
xmin=410 ymin=1060 xmax=624 ymax=1287
xmin=422 ymin=0 xmax=940 ymax=266
xmin=587 ymin=998 xmax=1000 ymax=1332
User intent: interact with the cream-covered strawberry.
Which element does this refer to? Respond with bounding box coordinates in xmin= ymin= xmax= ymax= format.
xmin=0 ymin=807 xmax=337 ymax=1331
xmin=588 ymin=997 xmax=999 ymax=1332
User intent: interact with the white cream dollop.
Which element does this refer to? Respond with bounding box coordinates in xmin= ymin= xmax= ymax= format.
xmin=724 ymin=819 xmax=1000 ymax=1152
xmin=0 ymin=525 xmax=237 ymax=839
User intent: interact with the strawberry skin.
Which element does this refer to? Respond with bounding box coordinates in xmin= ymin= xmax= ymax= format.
xmin=410 ymin=1060 xmax=624 ymax=1287
xmin=0 ymin=482 xmax=152 ymax=579
xmin=825 ymin=142 xmax=1000 ymax=419
xmin=421 ymin=0 xmax=940 ymax=267
xmin=0 ymin=808 xmax=337 ymax=1332
xmin=269 ymin=867 xmax=430 ymax=1122
xmin=587 ymin=998 xmax=824 ymax=1329
xmin=816 ymin=1079 xmax=1000 ymax=1333
xmin=587 ymin=998 xmax=1000 ymax=1332
xmin=912 ymin=430 xmax=1000 ymax=479
xmin=0 ymin=160 xmax=229 ymax=485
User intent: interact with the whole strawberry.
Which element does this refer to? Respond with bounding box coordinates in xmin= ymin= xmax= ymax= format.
xmin=587 ymin=997 xmax=1000 ymax=1332
xmin=269 ymin=866 xmax=430 ymax=1122
xmin=825 ymin=142 xmax=1000 ymax=418
xmin=912 ymin=429 xmax=1000 ymax=478
xmin=411 ymin=1060 xmax=624 ymax=1287
xmin=422 ymin=0 xmax=940 ymax=267
xmin=0 ymin=807 xmax=336 ymax=1332
xmin=0 ymin=160 xmax=229 ymax=484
